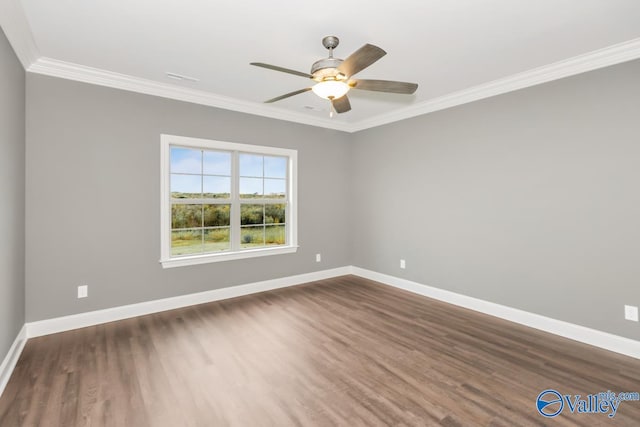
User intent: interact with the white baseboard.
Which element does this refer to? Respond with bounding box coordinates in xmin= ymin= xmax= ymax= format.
xmin=26 ymin=266 xmax=351 ymax=338
xmin=0 ymin=325 xmax=27 ymax=399
xmin=351 ymin=267 xmax=640 ymax=360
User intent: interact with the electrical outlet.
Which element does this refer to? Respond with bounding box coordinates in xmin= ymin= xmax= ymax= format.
xmin=400 ymin=259 xmax=406 ymax=269
xmin=77 ymin=285 xmax=88 ymax=299
xmin=624 ymin=305 xmax=638 ymax=322
xmin=316 ymin=253 xmax=321 ymax=262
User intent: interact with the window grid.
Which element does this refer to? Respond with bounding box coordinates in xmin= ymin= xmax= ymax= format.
xmin=168 ymin=145 xmax=289 ymax=258
xmin=235 ymin=151 xmax=288 ymax=252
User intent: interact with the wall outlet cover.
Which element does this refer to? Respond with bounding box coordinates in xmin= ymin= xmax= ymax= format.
xmin=624 ymin=305 xmax=639 ymax=322
xmin=77 ymin=285 xmax=88 ymax=299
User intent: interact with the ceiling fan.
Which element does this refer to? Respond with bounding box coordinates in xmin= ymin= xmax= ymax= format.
xmin=250 ymin=36 xmax=418 ymax=115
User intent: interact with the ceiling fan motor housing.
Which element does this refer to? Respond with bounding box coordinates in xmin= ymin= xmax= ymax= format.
xmin=311 ymin=57 xmax=345 ymax=81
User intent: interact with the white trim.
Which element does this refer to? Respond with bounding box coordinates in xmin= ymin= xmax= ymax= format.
xmin=350 ymin=267 xmax=640 ymax=360
xmin=288 ymin=149 xmax=298 ymax=250
xmin=23 ymin=38 xmax=640 ymax=132
xmin=160 ymin=134 xmax=298 ymax=268
xmin=161 ymin=134 xmax=302 ymax=155
xmin=0 ymin=0 xmax=40 ymax=68
xmin=161 ymin=245 xmax=299 ymax=268
xmin=26 ymin=267 xmax=350 ymax=338
xmin=0 ymin=325 xmax=27 ymax=399
xmin=27 ymin=57 xmax=353 ymax=132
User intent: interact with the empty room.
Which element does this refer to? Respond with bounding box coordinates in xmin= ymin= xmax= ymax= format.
xmin=1 ymin=1 xmax=640 ymax=425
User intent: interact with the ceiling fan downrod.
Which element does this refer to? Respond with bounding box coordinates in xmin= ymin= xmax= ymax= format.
xmin=322 ymin=35 xmax=340 ymax=59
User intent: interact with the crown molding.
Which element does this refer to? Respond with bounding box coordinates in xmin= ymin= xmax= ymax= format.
xmin=0 ymin=0 xmax=39 ymax=68
xmin=27 ymin=57 xmax=354 ymax=133
xmin=350 ymin=37 xmax=640 ymax=132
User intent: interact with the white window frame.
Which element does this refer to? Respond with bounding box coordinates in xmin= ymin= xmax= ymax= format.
xmin=160 ymin=134 xmax=298 ymax=268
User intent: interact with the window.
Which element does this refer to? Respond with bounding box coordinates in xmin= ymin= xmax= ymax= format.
xmin=160 ymin=135 xmax=297 ymax=268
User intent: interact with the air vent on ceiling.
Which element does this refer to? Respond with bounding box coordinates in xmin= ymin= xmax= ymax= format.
xmin=165 ymin=72 xmax=200 ymax=82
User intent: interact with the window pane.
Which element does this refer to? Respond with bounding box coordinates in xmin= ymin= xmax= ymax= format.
xmin=203 ymin=176 xmax=230 ymax=198
xmin=171 ymin=174 xmax=201 ymax=198
xmin=171 ymin=229 xmax=202 ymax=256
xmin=203 ymin=151 xmax=231 ymax=176
xmin=171 ymin=147 xmax=201 ymax=174
xmin=239 ymin=154 xmax=263 ymax=177
xmin=172 ymin=204 xmax=202 ymax=229
xmin=264 ymin=179 xmax=286 ymax=198
xmin=241 ymin=226 xmax=265 ymax=248
xmin=265 ymin=204 xmax=285 ymax=224
xmin=240 ymin=177 xmax=263 ymax=198
xmin=203 ymin=204 xmax=230 ymax=227
xmin=204 ymin=228 xmax=230 ymax=252
xmin=265 ymin=225 xmax=285 ymax=246
xmin=264 ymin=156 xmax=287 ymax=178
xmin=241 ymin=204 xmax=264 ymax=225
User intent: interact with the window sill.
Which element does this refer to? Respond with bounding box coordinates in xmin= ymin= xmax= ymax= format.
xmin=160 ymin=245 xmax=299 ymax=269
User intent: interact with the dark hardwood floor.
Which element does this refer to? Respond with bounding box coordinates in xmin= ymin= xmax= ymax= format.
xmin=1 ymin=275 xmax=639 ymax=426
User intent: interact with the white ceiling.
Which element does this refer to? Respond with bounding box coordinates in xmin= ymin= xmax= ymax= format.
xmin=5 ymin=0 xmax=640 ymax=131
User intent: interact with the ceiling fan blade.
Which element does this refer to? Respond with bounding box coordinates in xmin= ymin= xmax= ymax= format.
xmin=350 ymin=79 xmax=418 ymax=94
xmin=331 ymin=95 xmax=351 ymax=114
xmin=337 ymin=44 xmax=386 ymax=78
xmin=250 ymin=62 xmax=312 ymax=79
xmin=264 ymin=87 xmax=312 ymax=103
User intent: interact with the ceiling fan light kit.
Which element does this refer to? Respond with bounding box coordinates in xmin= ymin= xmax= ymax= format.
xmin=312 ymin=80 xmax=350 ymax=100
xmin=251 ymin=36 xmax=418 ymax=115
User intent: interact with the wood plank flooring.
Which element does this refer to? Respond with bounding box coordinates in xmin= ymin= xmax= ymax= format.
xmin=1 ymin=275 xmax=639 ymax=426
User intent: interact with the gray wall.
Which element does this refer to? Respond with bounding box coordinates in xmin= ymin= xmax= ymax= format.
xmin=351 ymin=59 xmax=640 ymax=340
xmin=24 ymin=57 xmax=640 ymax=342
xmin=26 ymin=74 xmax=352 ymax=321
xmin=0 ymin=29 xmax=26 ymax=357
